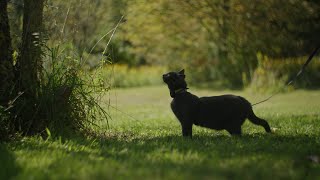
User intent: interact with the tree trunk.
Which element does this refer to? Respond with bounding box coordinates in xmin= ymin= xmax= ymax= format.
xmin=0 ymin=0 xmax=14 ymax=106
xmin=13 ymin=0 xmax=45 ymax=134
xmin=17 ymin=0 xmax=45 ymax=98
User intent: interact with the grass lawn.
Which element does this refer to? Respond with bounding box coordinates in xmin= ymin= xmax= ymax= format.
xmin=1 ymin=86 xmax=320 ymax=179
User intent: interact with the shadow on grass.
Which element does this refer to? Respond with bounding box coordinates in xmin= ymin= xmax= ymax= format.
xmin=10 ymin=133 xmax=320 ymax=179
xmin=99 ymin=133 xmax=320 ymax=178
xmin=0 ymin=144 xmax=20 ymax=179
xmin=98 ymin=133 xmax=320 ymax=164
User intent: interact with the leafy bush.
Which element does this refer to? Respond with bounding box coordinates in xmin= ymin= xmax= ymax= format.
xmin=95 ymin=64 xmax=166 ymax=88
xmin=249 ymin=53 xmax=320 ymax=93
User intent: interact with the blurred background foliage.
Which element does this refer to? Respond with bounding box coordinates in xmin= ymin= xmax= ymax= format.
xmin=7 ymin=0 xmax=320 ymax=90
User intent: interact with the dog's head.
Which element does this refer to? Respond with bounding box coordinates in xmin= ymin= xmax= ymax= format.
xmin=163 ymin=69 xmax=187 ymax=98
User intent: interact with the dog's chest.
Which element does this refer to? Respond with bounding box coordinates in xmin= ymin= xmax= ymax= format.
xmin=170 ymin=94 xmax=199 ymax=120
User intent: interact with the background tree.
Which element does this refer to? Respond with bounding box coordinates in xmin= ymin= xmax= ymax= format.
xmin=16 ymin=0 xmax=45 ymax=98
xmin=122 ymin=0 xmax=320 ymax=88
xmin=0 ymin=0 xmax=14 ymax=106
xmin=10 ymin=0 xmax=45 ymax=134
xmin=4 ymin=0 xmax=320 ymax=91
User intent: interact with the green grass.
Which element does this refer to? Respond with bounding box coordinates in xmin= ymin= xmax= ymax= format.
xmin=1 ymin=86 xmax=320 ymax=179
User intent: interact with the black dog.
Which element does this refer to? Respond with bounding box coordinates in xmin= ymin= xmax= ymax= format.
xmin=163 ymin=69 xmax=271 ymax=137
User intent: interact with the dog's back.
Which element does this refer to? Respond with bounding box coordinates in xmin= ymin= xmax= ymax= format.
xmin=195 ymin=95 xmax=250 ymax=130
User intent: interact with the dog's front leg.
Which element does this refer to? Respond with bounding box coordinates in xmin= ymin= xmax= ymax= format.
xmin=181 ymin=122 xmax=193 ymax=138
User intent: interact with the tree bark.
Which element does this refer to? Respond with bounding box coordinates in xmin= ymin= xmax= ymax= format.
xmin=17 ymin=0 xmax=45 ymax=98
xmin=0 ymin=0 xmax=14 ymax=106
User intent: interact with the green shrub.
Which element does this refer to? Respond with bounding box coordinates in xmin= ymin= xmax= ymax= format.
xmin=95 ymin=64 xmax=166 ymax=88
xmin=8 ymin=45 xmax=110 ymax=137
xmin=249 ymin=53 xmax=320 ymax=93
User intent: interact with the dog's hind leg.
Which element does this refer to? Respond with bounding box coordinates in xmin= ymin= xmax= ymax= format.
xmin=247 ymin=109 xmax=271 ymax=133
xmin=226 ymin=125 xmax=242 ymax=136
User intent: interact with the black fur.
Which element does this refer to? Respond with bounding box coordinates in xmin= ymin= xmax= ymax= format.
xmin=163 ymin=69 xmax=271 ymax=137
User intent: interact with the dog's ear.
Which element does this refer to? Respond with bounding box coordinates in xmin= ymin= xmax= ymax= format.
xmin=178 ymin=69 xmax=185 ymax=75
xmin=178 ymin=69 xmax=185 ymax=78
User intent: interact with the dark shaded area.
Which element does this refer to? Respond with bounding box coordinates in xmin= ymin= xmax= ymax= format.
xmin=9 ymin=131 xmax=320 ymax=179
xmin=0 ymin=144 xmax=20 ymax=179
xmin=0 ymin=0 xmax=14 ymax=105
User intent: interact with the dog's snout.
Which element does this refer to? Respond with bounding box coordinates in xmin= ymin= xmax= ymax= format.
xmin=163 ymin=74 xmax=170 ymax=78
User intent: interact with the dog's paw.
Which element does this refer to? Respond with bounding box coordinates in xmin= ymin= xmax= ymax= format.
xmin=270 ymin=127 xmax=279 ymax=134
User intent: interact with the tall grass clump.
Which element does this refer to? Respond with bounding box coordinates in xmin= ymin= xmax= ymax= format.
xmin=8 ymin=45 xmax=110 ymax=137
xmin=249 ymin=53 xmax=320 ymax=93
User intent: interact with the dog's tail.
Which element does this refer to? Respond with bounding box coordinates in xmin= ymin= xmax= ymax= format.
xmin=238 ymin=96 xmax=272 ymax=132
xmin=247 ymin=108 xmax=272 ymax=133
